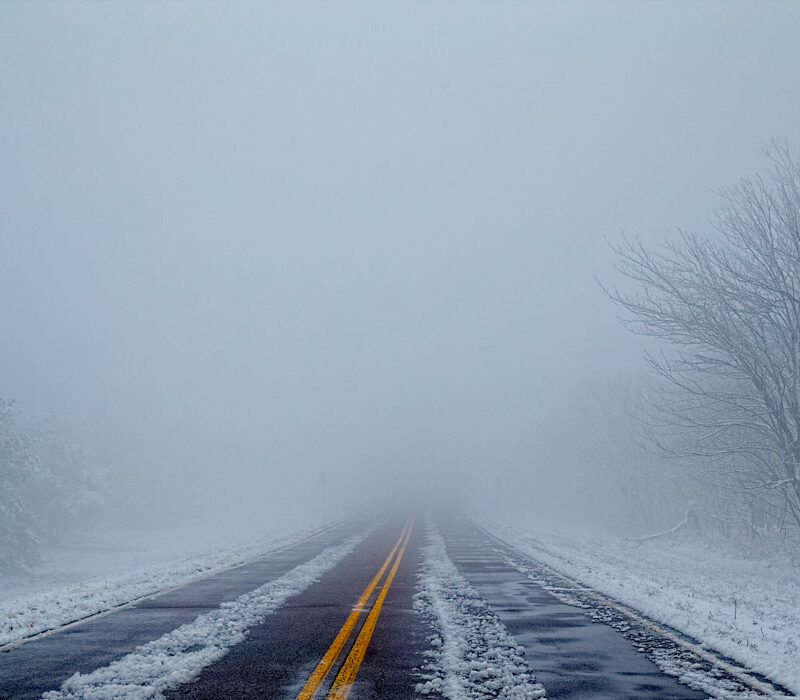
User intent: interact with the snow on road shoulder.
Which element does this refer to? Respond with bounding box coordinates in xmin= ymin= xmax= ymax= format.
xmin=42 ymin=532 xmax=366 ymax=700
xmin=485 ymin=521 xmax=800 ymax=697
xmin=0 ymin=520 xmax=340 ymax=648
xmin=414 ymin=522 xmax=546 ymax=700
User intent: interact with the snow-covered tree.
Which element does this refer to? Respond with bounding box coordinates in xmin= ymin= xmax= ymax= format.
xmin=0 ymin=399 xmax=40 ymax=572
xmin=25 ymin=416 xmax=107 ymax=543
xmin=607 ymin=144 xmax=800 ymax=534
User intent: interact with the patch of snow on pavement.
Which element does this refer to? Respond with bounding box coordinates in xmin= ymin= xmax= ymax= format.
xmin=0 ymin=521 xmax=337 ymax=648
xmin=414 ymin=523 xmax=546 ymax=700
xmin=41 ymin=532 xmax=365 ymax=700
xmin=487 ymin=522 xmax=800 ymax=697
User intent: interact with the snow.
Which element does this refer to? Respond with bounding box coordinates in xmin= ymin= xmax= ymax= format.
xmin=414 ymin=522 xmax=546 ymax=700
xmin=485 ymin=521 xmax=800 ymax=697
xmin=0 ymin=518 xmax=338 ymax=648
xmin=41 ymin=532 xmax=366 ymax=700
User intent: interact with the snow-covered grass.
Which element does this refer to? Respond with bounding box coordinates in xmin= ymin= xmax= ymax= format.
xmin=0 ymin=518 xmax=338 ymax=647
xmin=486 ymin=521 xmax=800 ymax=696
xmin=415 ymin=523 xmax=546 ymax=700
xmin=42 ymin=532 xmax=365 ymax=700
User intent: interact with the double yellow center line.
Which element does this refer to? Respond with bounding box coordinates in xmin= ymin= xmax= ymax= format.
xmin=295 ymin=517 xmax=414 ymax=700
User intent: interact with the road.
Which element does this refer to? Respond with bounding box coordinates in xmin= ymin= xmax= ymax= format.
xmin=0 ymin=514 xmax=790 ymax=699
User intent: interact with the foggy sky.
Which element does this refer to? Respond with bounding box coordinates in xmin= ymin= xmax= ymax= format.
xmin=2 ymin=1 xmax=800 ymax=520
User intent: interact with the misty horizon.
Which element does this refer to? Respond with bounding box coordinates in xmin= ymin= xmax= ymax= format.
xmin=4 ymin=2 xmax=799 ymax=529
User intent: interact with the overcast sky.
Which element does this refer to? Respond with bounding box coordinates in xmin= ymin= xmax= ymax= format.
xmin=2 ymin=1 xmax=799 ymax=517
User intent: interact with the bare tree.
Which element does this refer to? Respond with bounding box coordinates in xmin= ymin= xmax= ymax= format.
xmin=606 ymin=143 xmax=800 ymax=533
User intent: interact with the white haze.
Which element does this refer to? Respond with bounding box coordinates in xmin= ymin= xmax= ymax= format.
xmin=2 ymin=1 xmax=800 ymax=533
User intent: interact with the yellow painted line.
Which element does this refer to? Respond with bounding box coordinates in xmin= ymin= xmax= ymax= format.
xmin=294 ymin=519 xmax=411 ymax=700
xmin=326 ymin=517 xmax=414 ymax=700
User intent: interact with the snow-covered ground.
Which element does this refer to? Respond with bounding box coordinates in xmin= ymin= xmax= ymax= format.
xmin=0 ymin=517 xmax=338 ymax=647
xmin=415 ymin=523 xmax=546 ymax=700
xmin=485 ymin=521 xmax=800 ymax=696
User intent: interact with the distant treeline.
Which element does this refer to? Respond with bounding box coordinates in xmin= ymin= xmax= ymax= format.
xmin=0 ymin=399 xmax=106 ymax=573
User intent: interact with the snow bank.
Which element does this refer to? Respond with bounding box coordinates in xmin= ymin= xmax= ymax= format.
xmin=414 ymin=523 xmax=546 ymax=700
xmin=487 ymin=523 xmax=800 ymax=696
xmin=0 ymin=521 xmax=337 ymax=648
xmin=42 ymin=532 xmax=365 ymax=700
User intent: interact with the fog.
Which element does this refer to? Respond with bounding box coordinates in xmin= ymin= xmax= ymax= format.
xmin=2 ymin=1 xmax=800 ymax=537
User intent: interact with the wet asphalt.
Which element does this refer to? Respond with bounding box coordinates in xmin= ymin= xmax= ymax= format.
xmin=437 ymin=517 xmax=706 ymax=700
xmin=0 ymin=513 xmax=722 ymax=699
xmin=165 ymin=516 xmax=428 ymax=700
xmin=0 ymin=519 xmax=363 ymax=700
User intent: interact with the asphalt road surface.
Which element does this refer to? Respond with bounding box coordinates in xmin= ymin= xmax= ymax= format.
xmin=0 ymin=514 xmax=787 ymax=699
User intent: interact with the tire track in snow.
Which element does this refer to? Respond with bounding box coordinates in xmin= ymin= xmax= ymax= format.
xmin=479 ymin=524 xmax=793 ymax=700
xmin=414 ymin=522 xmax=546 ymax=700
xmin=41 ymin=532 xmax=367 ymax=700
xmin=0 ymin=518 xmax=351 ymax=651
